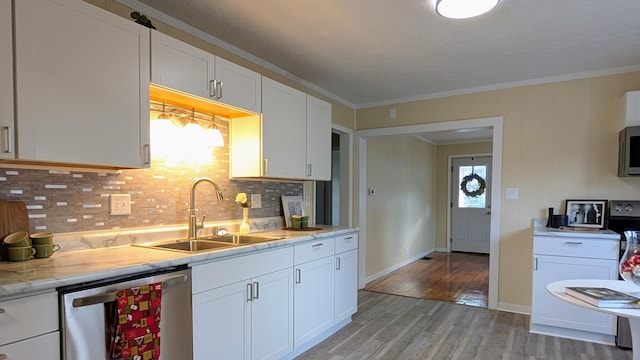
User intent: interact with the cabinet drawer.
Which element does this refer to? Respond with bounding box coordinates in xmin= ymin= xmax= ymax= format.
xmin=0 ymin=331 xmax=60 ymax=360
xmin=295 ymin=238 xmax=335 ymax=265
xmin=192 ymin=246 xmax=293 ymax=293
xmin=0 ymin=292 xmax=58 ymax=346
xmin=335 ymin=233 xmax=358 ymax=254
xmin=533 ymin=236 xmax=618 ymax=260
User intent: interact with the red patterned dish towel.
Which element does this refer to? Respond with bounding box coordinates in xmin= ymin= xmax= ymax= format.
xmin=109 ymin=282 xmax=162 ymax=360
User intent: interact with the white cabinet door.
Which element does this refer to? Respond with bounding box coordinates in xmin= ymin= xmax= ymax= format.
xmin=14 ymin=0 xmax=150 ymax=168
xmin=192 ymin=281 xmax=249 ymax=360
xmin=215 ymin=57 xmax=261 ymax=113
xmin=0 ymin=0 xmax=13 ymax=160
xmin=306 ymin=95 xmax=331 ymax=180
xmin=531 ymin=254 xmax=617 ymax=335
xmin=261 ymin=77 xmax=306 ymax=179
xmin=335 ymin=249 xmax=358 ymax=323
xmin=151 ymin=31 xmax=215 ymax=100
xmin=251 ymin=268 xmax=294 ymax=360
xmin=294 ymin=256 xmax=335 ymax=348
xmin=0 ymin=332 xmax=60 ymax=360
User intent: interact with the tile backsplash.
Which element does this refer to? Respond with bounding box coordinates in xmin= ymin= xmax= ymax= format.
xmin=0 ymin=121 xmax=302 ymax=234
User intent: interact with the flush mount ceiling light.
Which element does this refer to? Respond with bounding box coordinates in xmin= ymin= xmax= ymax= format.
xmin=436 ymin=0 xmax=499 ymax=19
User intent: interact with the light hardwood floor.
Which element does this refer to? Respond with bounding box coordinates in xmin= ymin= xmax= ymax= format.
xmin=296 ymin=291 xmax=632 ymax=360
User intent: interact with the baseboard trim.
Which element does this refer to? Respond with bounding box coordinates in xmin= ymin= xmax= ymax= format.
xmin=497 ymin=302 xmax=531 ymax=315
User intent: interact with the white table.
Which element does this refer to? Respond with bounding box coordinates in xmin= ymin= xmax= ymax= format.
xmin=548 ymin=279 xmax=640 ymax=360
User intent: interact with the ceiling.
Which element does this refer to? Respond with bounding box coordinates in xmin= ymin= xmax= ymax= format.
xmin=119 ymin=0 xmax=640 ymax=143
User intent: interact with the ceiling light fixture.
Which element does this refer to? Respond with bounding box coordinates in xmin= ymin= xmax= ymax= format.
xmin=436 ymin=0 xmax=499 ymax=19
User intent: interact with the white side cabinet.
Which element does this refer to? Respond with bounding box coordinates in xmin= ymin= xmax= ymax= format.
xmin=0 ymin=292 xmax=60 ymax=360
xmin=0 ymin=0 xmax=13 ymax=160
xmin=305 ymin=95 xmax=332 ymax=180
xmin=151 ymin=31 xmax=261 ymax=113
xmin=192 ymin=247 xmax=294 ymax=360
xmin=14 ymin=0 xmax=150 ymax=168
xmin=293 ymin=238 xmax=335 ymax=348
xmin=335 ymin=233 xmax=359 ymax=323
xmin=530 ymin=232 xmax=619 ymax=344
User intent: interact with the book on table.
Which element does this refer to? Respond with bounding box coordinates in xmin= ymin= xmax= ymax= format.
xmin=565 ymin=287 xmax=640 ymax=308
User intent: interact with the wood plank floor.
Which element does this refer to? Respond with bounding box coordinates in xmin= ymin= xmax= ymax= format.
xmin=364 ymin=252 xmax=489 ymax=307
xmin=297 ymin=291 xmax=632 ymax=360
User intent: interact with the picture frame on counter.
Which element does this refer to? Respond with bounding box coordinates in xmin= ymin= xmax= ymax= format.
xmin=281 ymin=195 xmax=304 ymax=228
xmin=565 ymin=199 xmax=607 ymax=229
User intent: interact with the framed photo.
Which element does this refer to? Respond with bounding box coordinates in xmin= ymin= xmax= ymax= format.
xmin=281 ymin=195 xmax=305 ymax=227
xmin=565 ymin=199 xmax=607 ymax=229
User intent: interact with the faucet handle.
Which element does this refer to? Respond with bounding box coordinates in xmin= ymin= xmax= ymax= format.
xmin=197 ymin=215 xmax=206 ymax=230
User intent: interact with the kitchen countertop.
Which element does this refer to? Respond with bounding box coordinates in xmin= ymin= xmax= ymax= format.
xmin=0 ymin=226 xmax=357 ymax=299
xmin=533 ymin=226 xmax=620 ymax=239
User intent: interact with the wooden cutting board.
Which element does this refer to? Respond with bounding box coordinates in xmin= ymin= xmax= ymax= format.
xmin=0 ymin=199 xmax=30 ymax=260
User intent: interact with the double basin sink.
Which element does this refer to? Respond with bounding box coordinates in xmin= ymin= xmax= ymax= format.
xmin=135 ymin=234 xmax=284 ymax=253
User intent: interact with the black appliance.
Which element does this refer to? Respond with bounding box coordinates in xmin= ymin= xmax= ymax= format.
xmin=618 ymin=126 xmax=640 ymax=176
xmin=607 ymin=200 xmax=640 ymax=349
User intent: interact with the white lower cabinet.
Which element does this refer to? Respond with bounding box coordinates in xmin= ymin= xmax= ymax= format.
xmin=530 ymin=233 xmax=619 ymax=344
xmin=0 ymin=292 xmax=60 ymax=360
xmin=293 ymin=241 xmax=335 ymax=348
xmin=335 ymin=248 xmax=358 ymax=323
xmin=192 ymin=247 xmax=294 ymax=360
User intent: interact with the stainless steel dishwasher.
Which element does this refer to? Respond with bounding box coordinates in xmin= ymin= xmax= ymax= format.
xmin=59 ymin=266 xmax=192 ymax=360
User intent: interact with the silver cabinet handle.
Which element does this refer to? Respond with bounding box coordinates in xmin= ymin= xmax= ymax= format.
xmin=143 ymin=144 xmax=151 ymax=165
xmin=307 ymin=164 xmax=312 ymax=177
xmin=1 ymin=126 xmax=12 ymax=153
xmin=336 ymin=257 xmax=341 ymax=270
xmin=246 ymin=283 xmax=253 ymax=302
xmin=296 ymin=268 xmax=301 ymax=284
xmin=565 ymin=241 xmax=583 ymax=245
xmin=264 ymin=158 xmax=269 ymax=175
xmin=312 ymin=243 xmax=324 ymax=248
xmin=217 ymin=81 xmax=223 ymax=99
xmin=209 ymin=80 xmax=217 ymax=98
xmin=345 ymin=236 xmax=353 ymax=240
xmin=253 ymin=282 xmax=259 ymax=300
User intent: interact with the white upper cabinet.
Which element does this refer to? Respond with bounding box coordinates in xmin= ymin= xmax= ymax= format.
xmin=14 ymin=0 xmax=150 ymax=168
xmin=151 ymin=31 xmax=214 ymax=100
xmin=151 ymin=31 xmax=261 ymax=113
xmin=230 ymin=77 xmax=332 ymax=180
xmin=0 ymin=0 xmax=13 ymax=160
xmin=261 ymin=77 xmax=307 ymax=179
xmin=306 ymin=95 xmax=331 ymax=180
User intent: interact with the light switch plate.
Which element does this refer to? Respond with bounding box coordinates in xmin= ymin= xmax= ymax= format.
xmin=110 ymin=194 xmax=131 ymax=215
xmin=251 ymin=194 xmax=262 ymax=208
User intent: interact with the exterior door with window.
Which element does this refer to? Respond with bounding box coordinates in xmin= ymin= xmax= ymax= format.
xmin=451 ymin=157 xmax=491 ymax=254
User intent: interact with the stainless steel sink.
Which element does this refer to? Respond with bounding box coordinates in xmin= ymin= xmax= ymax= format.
xmin=134 ymin=234 xmax=283 ymax=253
xmin=201 ymin=234 xmax=283 ymax=245
xmin=134 ymin=239 xmax=235 ymax=253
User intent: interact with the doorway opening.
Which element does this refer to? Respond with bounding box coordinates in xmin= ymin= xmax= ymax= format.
xmin=316 ymin=133 xmax=340 ymax=225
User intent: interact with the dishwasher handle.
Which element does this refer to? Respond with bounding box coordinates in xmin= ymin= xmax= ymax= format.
xmin=71 ymin=273 xmax=188 ymax=308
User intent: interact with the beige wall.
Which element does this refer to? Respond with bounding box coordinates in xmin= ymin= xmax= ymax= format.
xmin=435 ymin=142 xmax=493 ymax=249
xmin=358 ymin=71 xmax=640 ymax=308
xmin=92 ymin=0 xmax=356 ymax=130
xmin=365 ymin=136 xmax=436 ymax=277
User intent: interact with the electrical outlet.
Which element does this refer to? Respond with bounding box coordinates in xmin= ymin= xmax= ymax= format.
xmin=110 ymin=194 xmax=131 ymax=215
xmin=251 ymin=194 xmax=262 ymax=208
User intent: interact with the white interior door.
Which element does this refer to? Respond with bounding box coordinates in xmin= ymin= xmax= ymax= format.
xmin=451 ymin=157 xmax=492 ymax=254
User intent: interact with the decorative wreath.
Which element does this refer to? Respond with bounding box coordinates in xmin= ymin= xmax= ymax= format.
xmin=460 ymin=173 xmax=486 ymax=198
